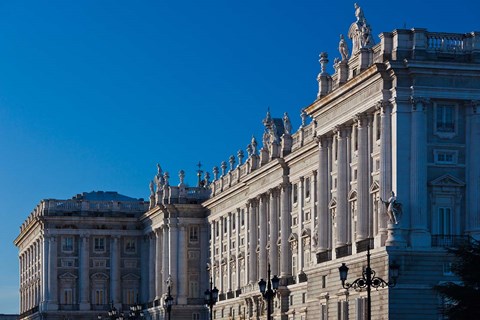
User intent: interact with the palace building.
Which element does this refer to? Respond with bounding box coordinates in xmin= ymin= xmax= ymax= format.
xmin=15 ymin=5 xmax=480 ymax=320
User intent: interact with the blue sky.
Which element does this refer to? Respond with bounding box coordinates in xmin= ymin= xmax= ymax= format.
xmin=0 ymin=0 xmax=477 ymax=314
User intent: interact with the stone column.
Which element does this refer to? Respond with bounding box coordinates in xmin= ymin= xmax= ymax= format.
xmin=210 ymin=221 xmax=216 ymax=277
xmin=355 ymin=114 xmax=369 ymax=242
xmin=169 ymin=219 xmax=178 ymax=296
xmin=219 ymin=217 xmax=224 ymax=290
xmin=335 ymin=126 xmax=348 ymax=247
xmin=162 ymin=226 xmax=169 ymax=294
xmin=79 ymin=234 xmax=89 ymax=310
xmin=110 ymin=236 xmax=121 ymax=306
xmin=409 ymin=98 xmax=430 ymax=246
xmin=200 ymin=225 xmax=209 ymax=292
xmin=148 ymin=233 xmax=156 ymax=302
xmin=226 ymin=213 xmax=232 ymax=291
xmin=48 ymin=235 xmax=58 ymax=309
xmin=269 ymin=189 xmax=279 ymax=276
xmin=248 ymin=200 xmax=257 ymax=284
xmin=309 ymin=171 xmax=317 ymax=263
xmin=41 ymin=236 xmax=49 ymax=310
xmin=297 ymin=177 xmax=304 ymax=273
xmin=155 ymin=229 xmax=162 ymax=300
xmin=177 ymin=224 xmax=187 ymax=304
xmin=377 ymin=102 xmax=392 ymax=246
xmin=317 ymin=137 xmax=330 ymax=252
xmin=140 ymin=236 xmax=149 ymax=302
xmin=367 ymin=114 xmax=374 ymax=238
xmin=466 ymin=100 xmax=480 ymax=239
xmin=258 ymin=195 xmax=267 ymax=280
xmin=280 ymin=183 xmax=291 ymax=278
xmin=235 ymin=209 xmax=241 ymax=289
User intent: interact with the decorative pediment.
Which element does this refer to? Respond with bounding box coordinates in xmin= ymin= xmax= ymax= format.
xmin=301 ymin=228 xmax=311 ymax=238
xmin=370 ymin=181 xmax=379 ymax=192
xmin=59 ymin=272 xmax=77 ymax=279
xmin=121 ymin=273 xmax=140 ymax=281
xmin=230 ymin=255 xmax=236 ymax=262
xmin=429 ymin=174 xmax=465 ymax=187
xmin=91 ymin=272 xmax=109 ymax=280
xmin=238 ymin=252 xmax=244 ymax=260
xmin=348 ymin=189 xmax=357 ymax=200
xmin=328 ymin=198 xmax=337 ymax=208
xmin=288 ymin=233 xmax=298 ymax=242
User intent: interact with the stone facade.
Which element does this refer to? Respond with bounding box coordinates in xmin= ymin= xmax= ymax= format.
xmin=15 ymin=5 xmax=480 ymax=320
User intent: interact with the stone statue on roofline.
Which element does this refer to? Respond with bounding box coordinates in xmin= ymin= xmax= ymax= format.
xmin=283 ymin=112 xmax=292 ymax=135
xmin=348 ymin=3 xmax=375 ymax=55
xmin=339 ymin=34 xmax=349 ymax=61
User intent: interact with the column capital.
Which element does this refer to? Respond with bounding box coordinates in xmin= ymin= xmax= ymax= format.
xmin=466 ymin=100 xmax=480 ymax=114
xmin=410 ymin=96 xmax=430 ymax=111
xmin=279 ymin=182 xmax=290 ymax=191
xmin=375 ymin=100 xmax=392 ymax=113
xmin=333 ymin=125 xmax=348 ymax=138
xmin=354 ymin=112 xmax=369 ymax=127
xmin=268 ymin=187 xmax=279 ymax=198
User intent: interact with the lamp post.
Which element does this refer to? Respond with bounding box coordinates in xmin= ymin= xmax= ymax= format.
xmin=107 ymin=301 xmax=125 ymax=320
xmin=204 ymin=278 xmax=219 ymax=320
xmin=164 ymin=286 xmax=174 ymax=320
xmin=338 ymin=246 xmax=399 ymax=320
xmin=258 ymin=264 xmax=280 ymax=320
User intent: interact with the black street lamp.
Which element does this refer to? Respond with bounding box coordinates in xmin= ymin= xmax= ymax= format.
xmin=107 ymin=301 xmax=125 ymax=320
xmin=258 ymin=264 xmax=280 ymax=320
xmin=129 ymin=298 xmax=144 ymax=320
xmin=204 ymin=278 xmax=219 ymax=320
xmin=164 ymin=285 xmax=174 ymax=320
xmin=338 ymin=246 xmax=399 ymax=320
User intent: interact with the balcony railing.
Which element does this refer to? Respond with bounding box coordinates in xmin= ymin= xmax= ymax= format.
xmin=432 ymin=235 xmax=470 ymax=247
xmin=356 ymin=238 xmax=374 ymax=253
xmin=316 ymin=250 xmax=331 ymax=263
xmin=335 ymin=244 xmax=352 ymax=258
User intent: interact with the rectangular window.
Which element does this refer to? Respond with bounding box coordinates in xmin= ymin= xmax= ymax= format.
xmin=292 ymin=255 xmax=297 ymax=276
xmin=62 ymin=236 xmax=74 ymax=252
xmin=189 ymin=226 xmax=199 ymax=243
xmin=338 ymin=300 xmax=349 ymax=320
xmin=434 ymin=150 xmax=457 ymax=165
xmin=94 ymin=237 xmax=105 ymax=252
xmin=94 ymin=289 xmax=105 ymax=305
xmin=124 ymin=238 xmax=136 ymax=253
xmin=232 ymin=213 xmax=236 ymax=230
xmin=61 ymin=259 xmax=75 ymax=267
xmin=322 ymin=275 xmax=327 ymax=288
xmin=192 ymin=313 xmax=200 ymax=320
xmin=321 ymin=303 xmax=328 ymax=320
xmin=293 ymin=184 xmax=298 ymax=204
xmin=189 ymin=280 xmax=199 ymax=298
xmin=436 ymin=104 xmax=455 ymax=133
xmin=375 ymin=113 xmax=381 ymax=140
xmin=62 ymin=288 xmax=73 ymax=304
xmin=355 ymin=297 xmax=367 ymax=320
xmin=305 ymin=177 xmax=311 ymax=198
xmin=241 ymin=209 xmax=245 ymax=227
xmin=93 ymin=259 xmax=106 ymax=268
xmin=438 ymin=207 xmax=452 ymax=235
xmin=124 ymin=289 xmax=136 ymax=305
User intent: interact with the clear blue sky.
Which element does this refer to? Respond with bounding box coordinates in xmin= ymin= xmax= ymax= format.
xmin=0 ymin=0 xmax=477 ymax=314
